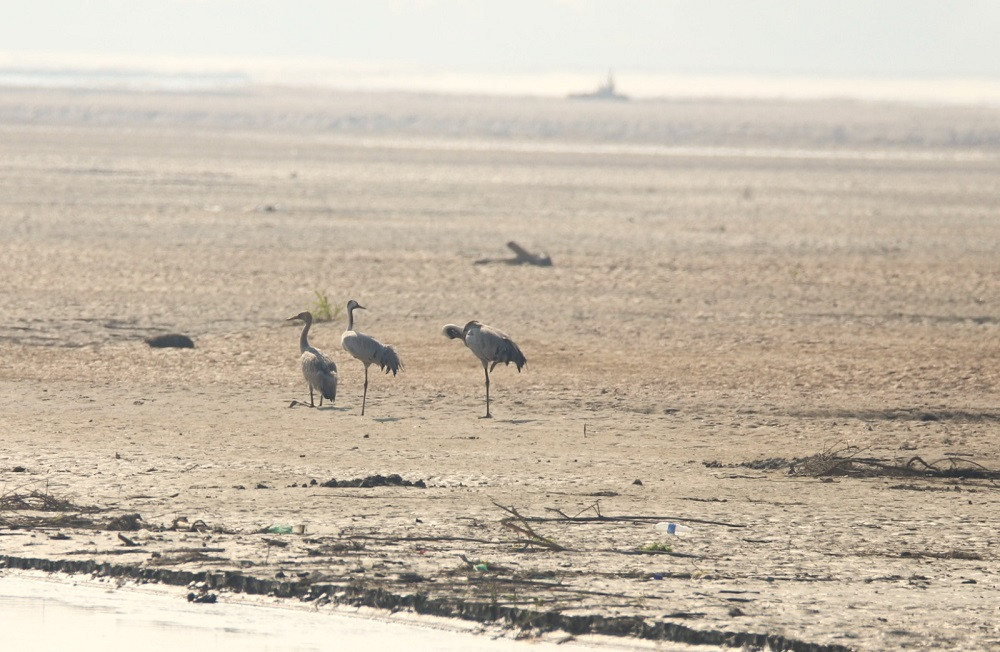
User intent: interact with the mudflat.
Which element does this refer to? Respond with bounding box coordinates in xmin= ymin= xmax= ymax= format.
xmin=1 ymin=86 xmax=999 ymax=650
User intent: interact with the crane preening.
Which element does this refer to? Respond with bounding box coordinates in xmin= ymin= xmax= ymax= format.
xmin=443 ymin=320 xmax=526 ymax=418
xmin=287 ymin=311 xmax=338 ymax=408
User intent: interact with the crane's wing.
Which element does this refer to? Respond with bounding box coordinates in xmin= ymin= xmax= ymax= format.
xmin=301 ymin=350 xmax=337 ymax=401
xmin=471 ymin=325 xmax=526 ymax=372
xmin=343 ymin=331 xmax=403 ymax=375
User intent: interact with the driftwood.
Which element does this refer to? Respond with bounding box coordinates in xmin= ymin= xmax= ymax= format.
xmin=475 ymin=241 xmax=552 ymax=266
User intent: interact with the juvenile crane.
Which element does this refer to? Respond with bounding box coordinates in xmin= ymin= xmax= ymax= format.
xmin=341 ymin=299 xmax=403 ymax=415
xmin=442 ymin=320 xmax=526 ymax=418
xmin=287 ymin=311 xmax=337 ymax=408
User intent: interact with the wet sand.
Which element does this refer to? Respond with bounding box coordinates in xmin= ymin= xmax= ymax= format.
xmin=1 ymin=571 xmax=608 ymax=651
xmin=1 ymin=86 xmax=999 ymax=650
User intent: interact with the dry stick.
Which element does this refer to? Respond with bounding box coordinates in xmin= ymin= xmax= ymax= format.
xmin=341 ymin=533 xmax=507 ymax=546
xmin=616 ymin=548 xmax=704 ymax=559
xmin=65 ymin=548 xmax=149 ymax=555
xmin=492 ymin=501 xmax=570 ymax=551
xmin=526 ymin=514 xmax=746 ymax=529
xmin=837 ymin=455 xmax=996 ymax=476
xmin=907 ymin=455 xmax=991 ymax=471
xmin=500 ymin=523 xmax=569 ymax=552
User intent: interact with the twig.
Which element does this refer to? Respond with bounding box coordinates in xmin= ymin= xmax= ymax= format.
xmin=522 ymin=514 xmax=746 ymax=529
xmin=342 ymin=533 xmax=507 ymax=546
xmin=616 ymin=549 xmax=704 ymax=559
xmin=492 ymin=501 xmax=569 ymax=551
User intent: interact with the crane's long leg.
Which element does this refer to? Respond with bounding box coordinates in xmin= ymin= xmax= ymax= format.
xmin=483 ymin=364 xmax=492 ymax=418
xmin=309 ymin=384 xmax=316 ymax=408
xmin=361 ymin=365 xmax=370 ymax=416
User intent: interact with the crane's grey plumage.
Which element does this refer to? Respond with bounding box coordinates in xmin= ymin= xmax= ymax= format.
xmin=443 ymin=320 xmax=526 ymax=418
xmin=341 ymin=299 xmax=403 ymax=415
xmin=287 ymin=311 xmax=337 ymax=408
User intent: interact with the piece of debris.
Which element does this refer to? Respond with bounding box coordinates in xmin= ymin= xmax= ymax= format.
xmin=320 ymin=474 xmax=426 ymax=488
xmin=187 ymin=591 xmax=218 ymax=604
xmin=262 ymin=537 xmax=289 ymax=548
xmin=708 ymin=447 xmax=1000 ymax=481
xmin=105 ymin=513 xmax=144 ymax=531
xmin=474 ymin=241 xmax=552 ymax=266
xmin=145 ymin=334 xmax=195 ymax=349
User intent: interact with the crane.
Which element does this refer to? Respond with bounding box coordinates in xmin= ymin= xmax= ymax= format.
xmin=287 ymin=311 xmax=337 ymax=408
xmin=442 ymin=320 xmax=526 ymax=418
xmin=340 ymin=299 xmax=403 ymax=415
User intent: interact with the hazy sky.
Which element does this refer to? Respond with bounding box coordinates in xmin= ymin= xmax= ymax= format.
xmin=1 ymin=0 xmax=998 ymax=79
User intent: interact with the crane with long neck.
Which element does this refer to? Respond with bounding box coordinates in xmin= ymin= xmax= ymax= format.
xmin=340 ymin=299 xmax=403 ymax=415
xmin=287 ymin=311 xmax=337 ymax=408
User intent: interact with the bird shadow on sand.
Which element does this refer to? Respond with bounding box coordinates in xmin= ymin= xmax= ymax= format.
xmin=287 ymin=400 xmax=349 ymax=411
xmin=492 ymin=418 xmax=536 ymax=425
xmin=373 ymin=416 xmax=403 ymax=423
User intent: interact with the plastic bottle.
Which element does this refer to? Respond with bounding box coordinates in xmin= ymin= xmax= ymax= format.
xmin=653 ymin=522 xmax=692 ymax=536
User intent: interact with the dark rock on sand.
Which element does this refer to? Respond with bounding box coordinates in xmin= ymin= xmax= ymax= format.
xmin=146 ymin=334 xmax=195 ymax=348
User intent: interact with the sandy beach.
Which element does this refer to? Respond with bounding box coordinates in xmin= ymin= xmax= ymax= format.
xmin=1 ymin=85 xmax=999 ymax=650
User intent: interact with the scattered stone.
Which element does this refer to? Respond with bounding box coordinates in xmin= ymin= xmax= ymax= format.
xmin=398 ymin=572 xmax=428 ymax=583
xmin=105 ymin=513 xmax=144 ymax=531
xmin=145 ymin=333 xmax=195 ymax=348
xmin=117 ymin=533 xmax=140 ymax=547
xmin=187 ymin=591 xmax=218 ymax=604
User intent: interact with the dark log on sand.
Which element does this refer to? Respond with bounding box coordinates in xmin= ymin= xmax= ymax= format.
xmin=474 ymin=241 xmax=552 ymax=266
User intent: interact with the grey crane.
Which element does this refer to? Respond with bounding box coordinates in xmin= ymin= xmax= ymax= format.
xmin=442 ymin=320 xmax=526 ymax=418
xmin=340 ymin=299 xmax=403 ymax=415
xmin=287 ymin=311 xmax=337 ymax=408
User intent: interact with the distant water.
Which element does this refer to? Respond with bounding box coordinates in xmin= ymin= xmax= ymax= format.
xmin=0 ymin=67 xmax=250 ymax=92
xmin=1 ymin=55 xmax=999 ymax=105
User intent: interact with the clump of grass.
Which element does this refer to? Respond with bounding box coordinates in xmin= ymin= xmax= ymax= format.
xmin=641 ymin=542 xmax=673 ymax=553
xmin=311 ymin=290 xmax=341 ymax=322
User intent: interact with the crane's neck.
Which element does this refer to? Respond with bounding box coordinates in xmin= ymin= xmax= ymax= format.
xmin=299 ymin=318 xmax=312 ymax=353
xmin=346 ymin=305 xmax=356 ymax=332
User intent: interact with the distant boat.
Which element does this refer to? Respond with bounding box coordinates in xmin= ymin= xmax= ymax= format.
xmin=568 ymin=72 xmax=629 ymax=101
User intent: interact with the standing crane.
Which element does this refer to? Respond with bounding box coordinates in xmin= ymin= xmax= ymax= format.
xmin=442 ymin=320 xmax=526 ymax=418
xmin=287 ymin=311 xmax=337 ymax=408
xmin=340 ymin=299 xmax=403 ymax=415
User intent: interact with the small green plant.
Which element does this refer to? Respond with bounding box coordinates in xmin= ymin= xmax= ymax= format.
xmin=311 ymin=290 xmax=341 ymax=322
xmin=641 ymin=542 xmax=673 ymax=553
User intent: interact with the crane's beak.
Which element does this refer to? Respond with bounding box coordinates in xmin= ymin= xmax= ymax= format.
xmin=356 ymin=304 xmax=367 ymax=311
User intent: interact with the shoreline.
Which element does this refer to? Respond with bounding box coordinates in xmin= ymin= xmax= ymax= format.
xmin=0 ymin=557 xmax=847 ymax=651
